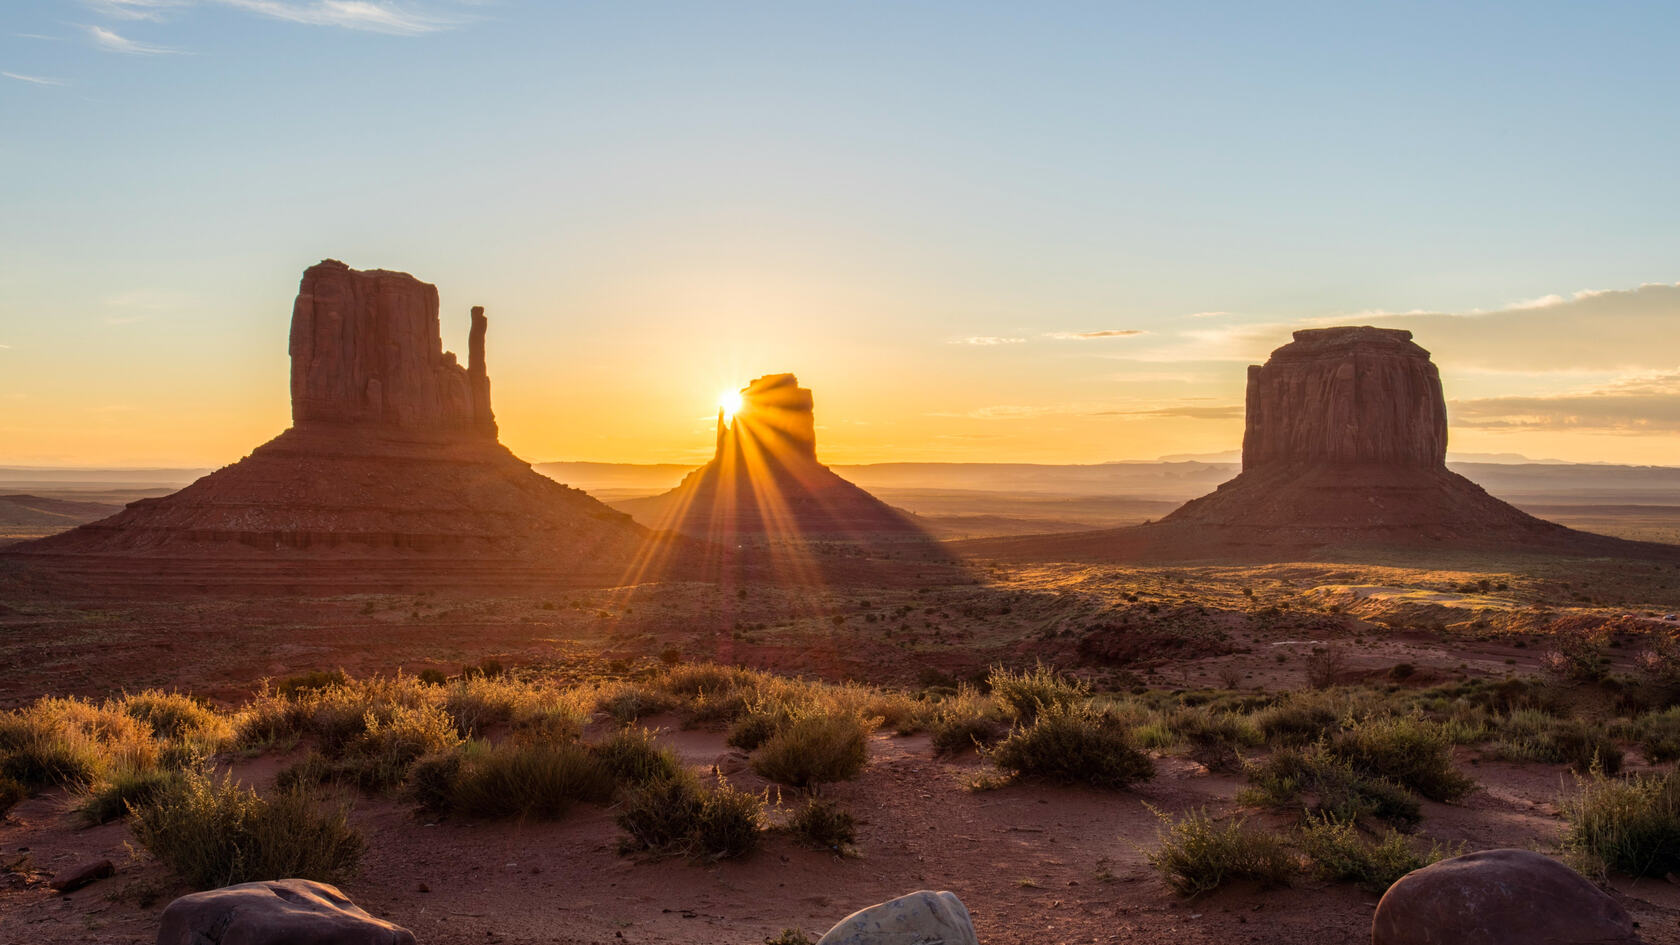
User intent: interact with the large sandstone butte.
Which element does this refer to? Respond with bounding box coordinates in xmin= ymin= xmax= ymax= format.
xmin=619 ymin=374 xmax=928 ymax=542
xmin=964 ymin=326 xmax=1679 ymax=561
xmin=5 ymin=260 xmax=660 ymax=592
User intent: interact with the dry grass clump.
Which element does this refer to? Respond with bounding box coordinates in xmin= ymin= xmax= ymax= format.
xmin=77 ymin=767 xmax=183 ymax=826
xmin=616 ymin=770 xmax=764 ymax=861
xmin=1328 ymin=715 xmax=1474 ymax=803
xmin=1164 ymin=705 xmax=1262 ymax=771
xmin=590 ymin=727 xmax=683 ymax=788
xmin=0 ymin=697 xmax=160 ymax=789
xmin=1486 ymin=710 xmax=1622 ymax=774
xmin=595 ymin=682 xmax=679 ymax=725
xmin=787 ymin=796 xmax=857 ymax=853
xmin=1563 ymin=768 xmax=1680 ymax=879
xmin=1145 ymin=806 xmax=1297 ymax=897
xmin=1623 ymin=706 xmax=1680 ymax=764
xmin=1242 ymin=746 xmax=1420 ymax=829
xmin=441 ymin=740 xmax=616 ymax=820
xmin=1298 ymin=813 xmax=1449 ymax=892
xmin=751 ymin=713 xmax=872 ymax=788
xmin=929 ymin=684 xmax=1009 ymax=755
xmin=129 ymin=772 xmax=362 ymax=890
xmin=989 ymin=703 xmax=1154 ymax=789
xmin=987 ymin=662 xmax=1089 ymax=722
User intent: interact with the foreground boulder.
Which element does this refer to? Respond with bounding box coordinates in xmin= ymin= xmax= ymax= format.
xmin=158 ymin=879 xmax=415 ymax=945
xmin=1372 ymin=848 xmax=1638 ymax=945
xmin=815 ymin=890 xmax=978 ymax=945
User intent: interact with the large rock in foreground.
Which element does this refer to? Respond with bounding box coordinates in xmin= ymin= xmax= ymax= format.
xmin=815 ymin=890 xmax=979 ymax=945
xmin=1372 ymin=849 xmax=1638 ymax=945
xmin=158 ymin=879 xmax=415 ymax=945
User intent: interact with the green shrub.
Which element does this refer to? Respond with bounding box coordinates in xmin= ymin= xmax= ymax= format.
xmin=1298 ymin=813 xmax=1446 ymax=892
xmin=987 ymin=663 xmax=1089 ymax=722
xmin=407 ymin=751 xmax=462 ymax=814
xmin=1563 ymin=769 xmax=1680 ymax=878
xmin=1145 ymin=806 xmax=1298 ymax=897
xmin=446 ymin=741 xmax=615 ymax=820
xmin=590 ymin=727 xmax=682 ymax=789
xmin=1242 ymin=746 xmax=1420 ymax=829
xmin=787 ymin=797 xmax=857 ymax=853
xmin=1330 ymin=716 xmax=1474 ymax=802
xmin=129 ymin=773 xmax=362 ymax=889
xmin=752 ymin=715 xmax=870 ymax=788
xmin=616 ymin=771 xmax=763 ymax=860
xmin=989 ymin=703 xmax=1154 ymax=789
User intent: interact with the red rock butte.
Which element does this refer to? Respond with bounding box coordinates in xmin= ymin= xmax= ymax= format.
xmin=620 ymin=374 xmax=928 ymax=542
xmin=5 ymin=260 xmax=663 ymax=593
xmin=965 ymin=326 xmax=1680 ymax=561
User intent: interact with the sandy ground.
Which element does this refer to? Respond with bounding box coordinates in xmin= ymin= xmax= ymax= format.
xmin=6 ymin=555 xmax=1680 ymax=943
xmin=13 ymin=722 xmax=1679 ymax=945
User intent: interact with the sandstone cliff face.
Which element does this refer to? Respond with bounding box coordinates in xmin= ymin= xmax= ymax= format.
xmin=288 ymin=260 xmax=495 ymax=437
xmin=1242 ymin=326 xmax=1446 ymax=470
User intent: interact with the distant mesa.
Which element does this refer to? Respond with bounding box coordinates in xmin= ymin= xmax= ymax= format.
xmin=964 ymin=326 xmax=1680 ymax=561
xmin=5 ymin=260 xmax=660 ymax=592
xmin=618 ymin=374 xmax=928 ymax=542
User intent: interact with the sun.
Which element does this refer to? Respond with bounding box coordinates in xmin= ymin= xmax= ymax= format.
xmin=717 ymin=389 xmax=744 ymax=421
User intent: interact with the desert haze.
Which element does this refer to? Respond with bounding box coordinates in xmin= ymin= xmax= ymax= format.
xmin=5 ymin=4 xmax=1680 ymax=945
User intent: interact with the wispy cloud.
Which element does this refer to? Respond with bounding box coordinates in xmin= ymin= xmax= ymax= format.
xmin=948 ymin=336 xmax=1026 ymax=346
xmin=86 ymin=24 xmax=179 ymax=54
xmin=1097 ymin=404 xmax=1243 ymax=421
xmin=216 ymin=0 xmax=465 ymax=34
xmin=83 ymin=0 xmax=187 ymax=21
xmin=3 ymin=71 xmax=65 ymax=86
xmin=1451 ymin=369 xmax=1680 ymax=433
xmin=1046 ymin=329 xmax=1145 ymax=340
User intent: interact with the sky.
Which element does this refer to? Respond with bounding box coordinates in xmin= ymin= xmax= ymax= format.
xmin=4 ymin=1 xmax=1680 ymax=468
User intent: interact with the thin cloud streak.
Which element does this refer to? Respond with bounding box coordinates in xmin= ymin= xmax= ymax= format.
xmin=3 ymin=72 xmax=66 ymax=85
xmin=949 ymin=336 xmax=1025 ymax=346
xmin=1046 ymin=329 xmax=1145 ymax=340
xmin=86 ymin=24 xmax=179 ymax=54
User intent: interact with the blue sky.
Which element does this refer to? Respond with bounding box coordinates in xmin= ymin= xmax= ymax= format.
xmin=4 ymin=1 xmax=1680 ymax=465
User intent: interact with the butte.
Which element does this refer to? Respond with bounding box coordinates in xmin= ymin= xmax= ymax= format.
xmin=619 ymin=374 xmax=929 ymax=544
xmin=966 ymin=326 xmax=1680 ymax=562
xmin=3 ymin=260 xmax=665 ymax=593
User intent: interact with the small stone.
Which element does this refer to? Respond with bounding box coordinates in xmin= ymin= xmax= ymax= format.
xmin=49 ymin=859 xmax=113 ymax=892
